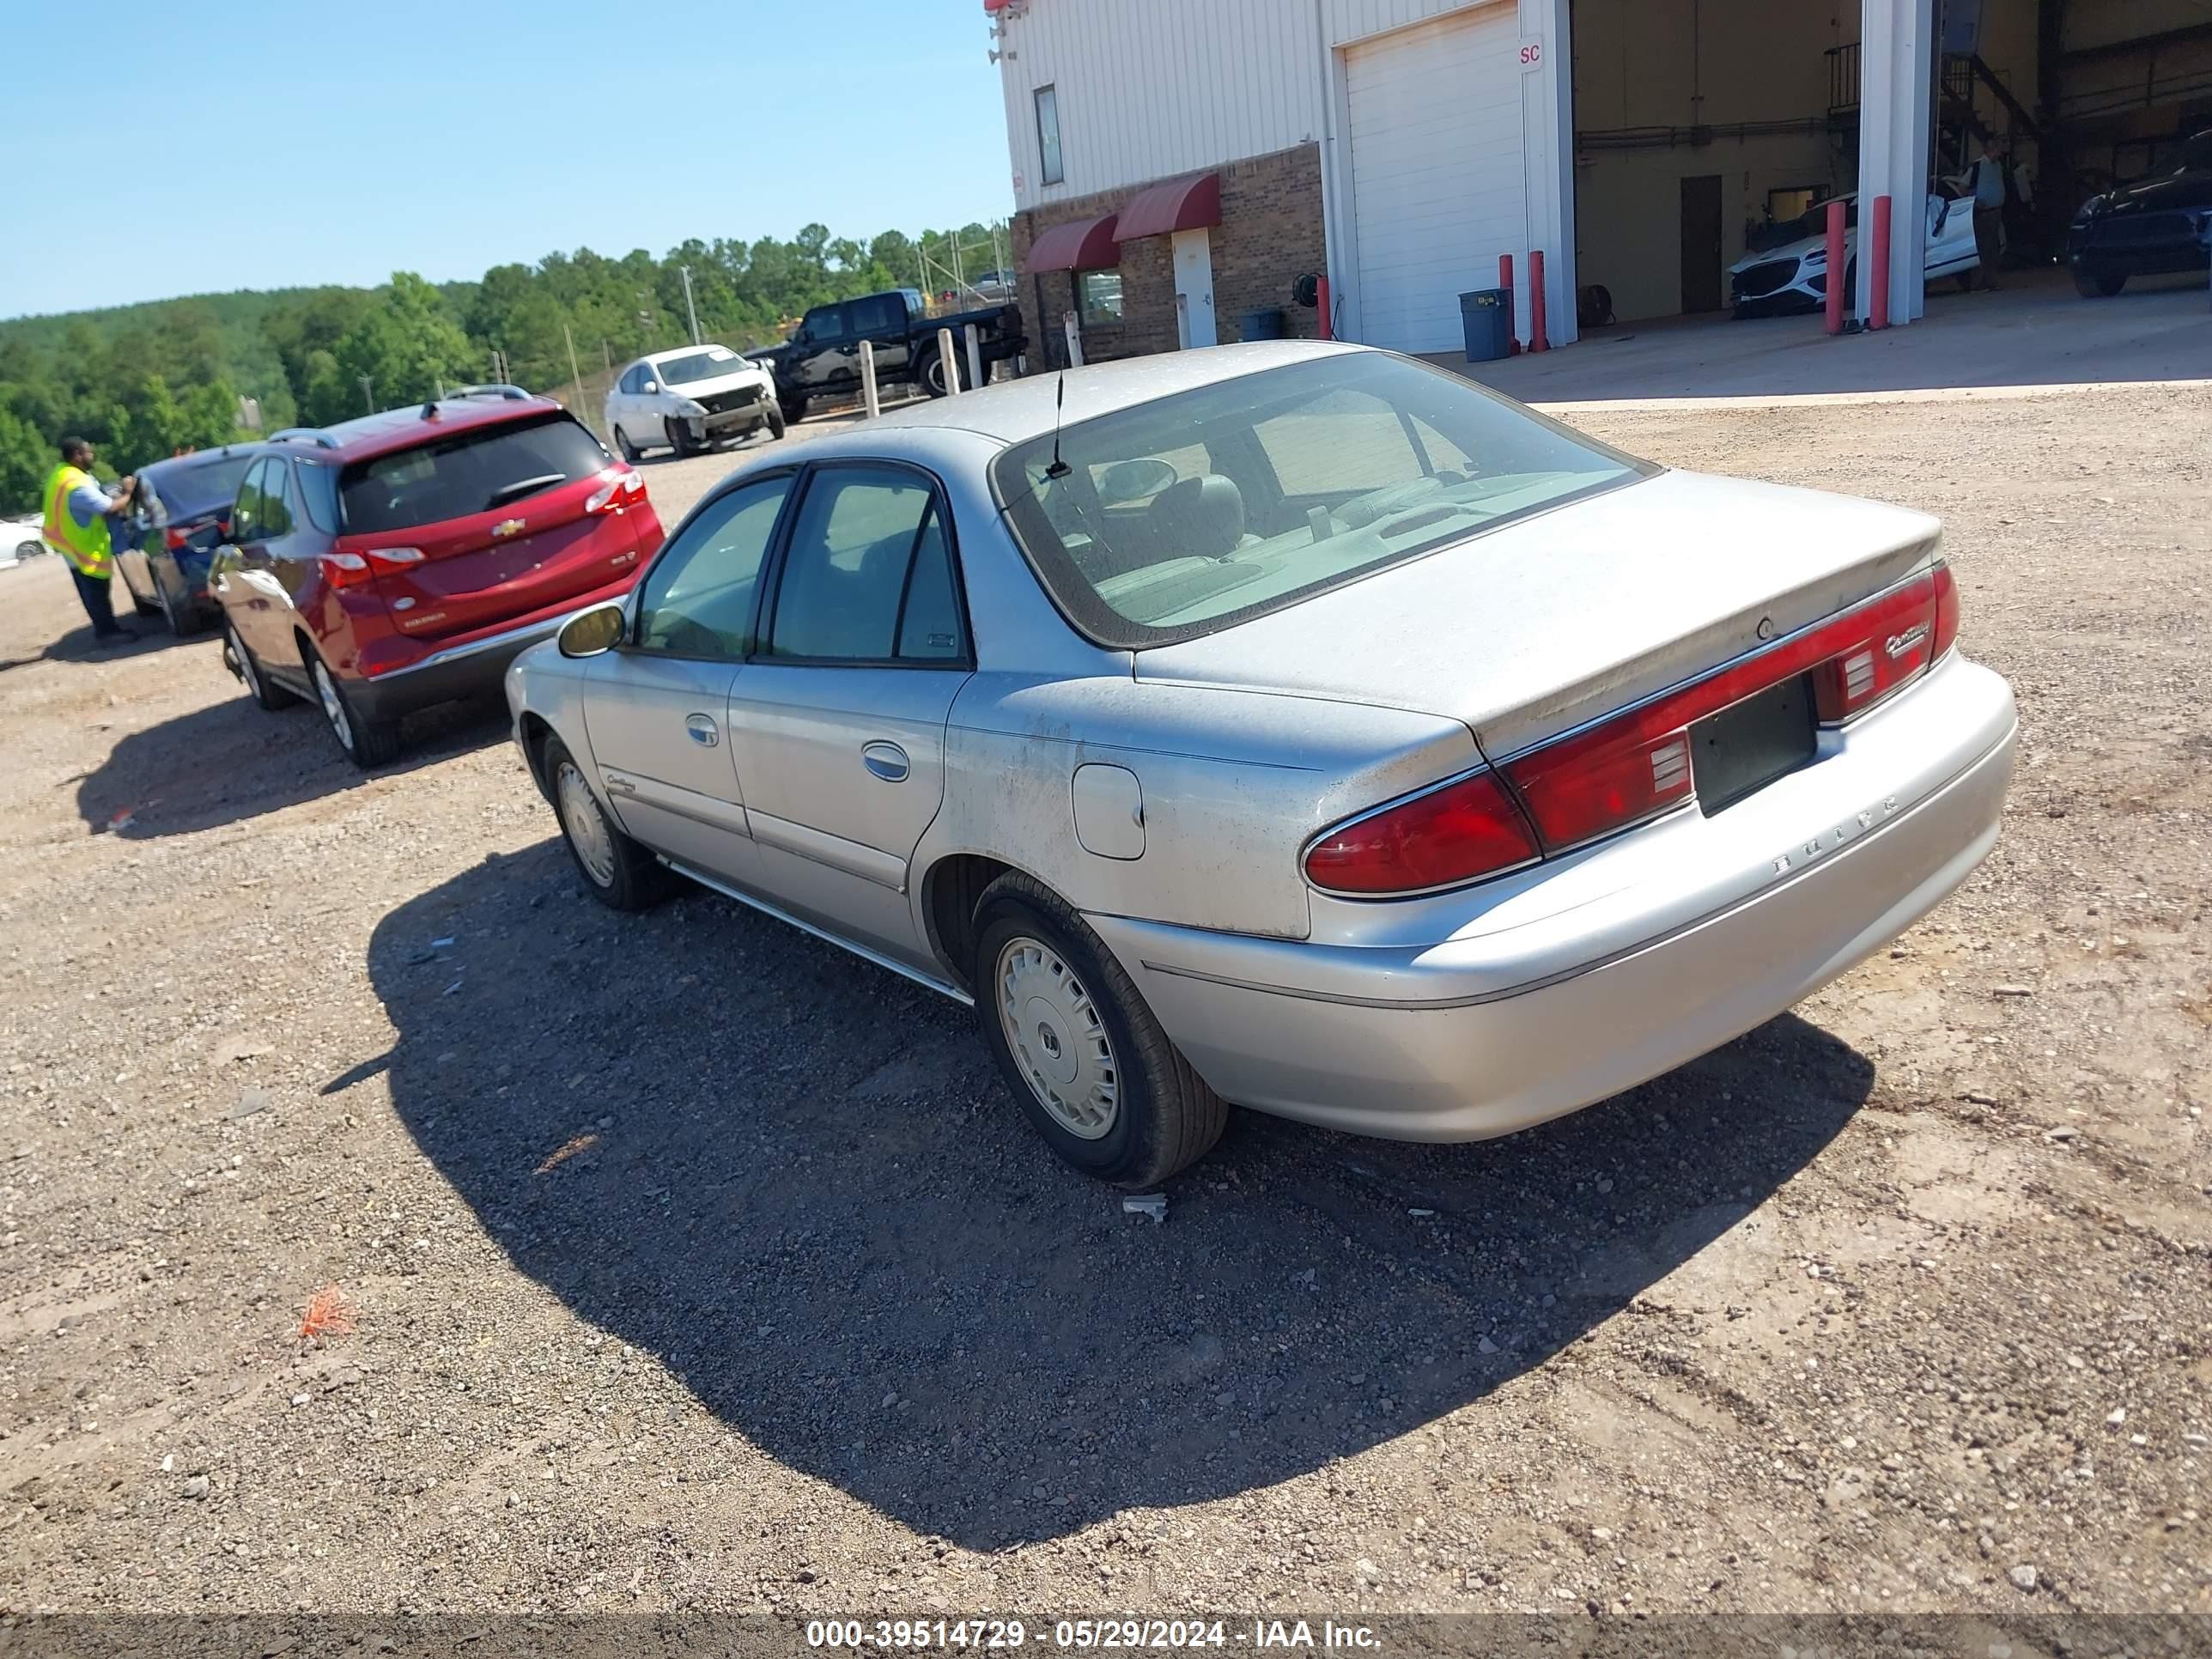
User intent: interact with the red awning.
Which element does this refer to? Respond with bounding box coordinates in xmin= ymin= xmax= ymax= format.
xmin=1024 ymin=214 xmax=1121 ymax=274
xmin=1114 ymin=172 xmax=1222 ymax=240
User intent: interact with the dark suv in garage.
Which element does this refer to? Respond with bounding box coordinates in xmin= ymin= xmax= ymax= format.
xmin=2068 ymin=129 xmax=2212 ymax=296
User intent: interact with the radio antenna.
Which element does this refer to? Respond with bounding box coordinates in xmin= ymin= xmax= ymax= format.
xmin=1042 ymin=371 xmax=1070 ymax=479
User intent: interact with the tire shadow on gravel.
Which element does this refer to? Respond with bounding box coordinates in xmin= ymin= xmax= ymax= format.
xmin=75 ymin=690 xmax=509 ymax=838
xmin=368 ymin=841 xmax=1875 ymax=1551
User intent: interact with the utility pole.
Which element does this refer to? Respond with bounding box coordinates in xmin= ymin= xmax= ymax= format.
xmin=563 ymin=325 xmax=592 ymax=438
xmin=358 ymin=374 xmax=374 ymax=414
xmin=680 ymin=265 xmax=702 ymax=345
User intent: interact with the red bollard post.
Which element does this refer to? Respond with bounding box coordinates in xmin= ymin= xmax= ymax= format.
xmin=1316 ymin=275 xmax=1332 ymax=341
xmin=1823 ymin=199 xmax=1847 ymax=335
xmin=1498 ymin=253 xmax=1520 ymax=354
xmin=1867 ymin=196 xmax=1893 ymax=331
xmin=1528 ymin=249 xmax=1549 ymax=352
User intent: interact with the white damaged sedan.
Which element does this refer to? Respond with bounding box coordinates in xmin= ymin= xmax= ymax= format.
xmin=507 ymin=342 xmax=2015 ymax=1185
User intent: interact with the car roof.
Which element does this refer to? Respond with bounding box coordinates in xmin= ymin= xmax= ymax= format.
xmin=856 ymin=339 xmax=1369 ymax=445
xmin=270 ymin=394 xmax=572 ymax=465
xmin=639 ymin=343 xmax=744 ymax=366
xmin=140 ymin=442 xmax=270 ymax=480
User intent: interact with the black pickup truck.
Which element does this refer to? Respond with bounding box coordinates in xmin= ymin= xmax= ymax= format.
xmin=752 ymin=288 xmax=1024 ymax=422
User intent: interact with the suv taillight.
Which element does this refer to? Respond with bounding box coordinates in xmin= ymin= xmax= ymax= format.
xmin=585 ymin=466 xmax=647 ymax=514
xmin=1304 ymin=562 xmax=1961 ymax=896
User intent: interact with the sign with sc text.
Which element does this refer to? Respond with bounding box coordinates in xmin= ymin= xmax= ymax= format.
xmin=1518 ymin=35 xmax=1543 ymax=71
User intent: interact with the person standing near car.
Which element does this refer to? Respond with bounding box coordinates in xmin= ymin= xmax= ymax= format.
xmin=1957 ymin=137 xmax=2008 ymax=291
xmin=40 ymin=437 xmax=136 ymax=644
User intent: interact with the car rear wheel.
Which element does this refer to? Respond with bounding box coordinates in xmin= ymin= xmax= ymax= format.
xmin=2074 ymin=268 xmax=2126 ymax=297
xmin=156 ymin=579 xmax=194 ymax=636
xmin=227 ymin=621 xmax=300 ymax=711
xmin=970 ymin=872 xmax=1228 ymax=1187
xmin=918 ymin=349 xmax=951 ymax=398
xmin=615 ymin=426 xmax=641 ymax=465
xmin=306 ymin=646 xmax=399 ymax=769
xmin=544 ymin=737 xmax=671 ymax=909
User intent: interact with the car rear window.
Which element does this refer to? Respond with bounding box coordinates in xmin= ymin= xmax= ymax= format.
xmin=143 ymin=453 xmax=257 ymax=520
xmin=992 ymin=351 xmax=1652 ymax=649
xmin=338 ymin=413 xmax=607 ymax=534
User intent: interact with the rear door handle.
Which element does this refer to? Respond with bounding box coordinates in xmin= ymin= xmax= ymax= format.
xmin=686 ymin=713 xmax=720 ymax=747
xmin=861 ymin=740 xmax=909 ymax=782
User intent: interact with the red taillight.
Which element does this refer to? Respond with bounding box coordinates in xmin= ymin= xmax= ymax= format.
xmin=1810 ymin=561 xmax=1956 ymax=723
xmin=318 ymin=550 xmax=374 ymax=588
xmin=163 ymin=525 xmax=192 ymax=550
xmin=585 ymin=466 xmax=647 ymax=514
xmin=1308 ymin=561 xmax=1961 ymax=894
xmin=1303 ymin=770 xmax=1540 ymax=895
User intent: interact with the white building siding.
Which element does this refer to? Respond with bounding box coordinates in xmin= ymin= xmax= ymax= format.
xmin=997 ymin=0 xmax=1325 ymax=209
xmin=1324 ymin=0 xmax=1509 ymax=49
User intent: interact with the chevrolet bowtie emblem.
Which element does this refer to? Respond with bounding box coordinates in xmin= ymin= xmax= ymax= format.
xmin=492 ymin=519 xmax=526 ymax=538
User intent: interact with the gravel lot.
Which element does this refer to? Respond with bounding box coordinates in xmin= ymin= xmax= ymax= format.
xmin=2 ymin=384 xmax=2206 ymax=1624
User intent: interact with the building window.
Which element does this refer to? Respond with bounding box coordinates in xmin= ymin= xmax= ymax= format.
xmin=1035 ymin=85 xmax=1064 ymax=186
xmin=1078 ymin=270 xmax=1123 ymax=326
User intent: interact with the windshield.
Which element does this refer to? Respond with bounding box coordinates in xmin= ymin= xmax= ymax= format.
xmin=993 ymin=352 xmax=1652 ymax=649
xmin=338 ymin=412 xmax=607 ymax=533
xmin=657 ymin=347 xmax=748 ymax=386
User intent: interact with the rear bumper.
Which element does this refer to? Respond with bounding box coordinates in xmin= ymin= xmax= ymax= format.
xmin=1086 ymin=655 xmax=2016 ymax=1142
xmin=351 ymin=580 xmax=635 ymax=720
xmin=2068 ymin=242 xmax=2210 ymax=278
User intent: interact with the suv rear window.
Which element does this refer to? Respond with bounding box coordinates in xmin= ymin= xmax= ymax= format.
xmin=338 ymin=413 xmax=607 ymax=534
xmin=144 ymin=453 xmax=257 ymax=520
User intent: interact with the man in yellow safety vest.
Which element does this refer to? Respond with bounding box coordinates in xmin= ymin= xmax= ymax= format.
xmin=40 ymin=437 xmax=137 ymax=644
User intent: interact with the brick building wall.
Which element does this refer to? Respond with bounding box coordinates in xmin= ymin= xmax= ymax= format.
xmin=1009 ymin=142 xmax=1327 ymax=369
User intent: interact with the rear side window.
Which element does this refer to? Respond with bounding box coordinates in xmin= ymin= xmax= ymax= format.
xmin=339 ymin=413 xmax=607 ymax=534
xmin=146 ymin=453 xmax=256 ymax=520
xmin=258 ymin=459 xmax=297 ymax=538
xmin=768 ymin=468 xmax=963 ymax=663
xmin=232 ymin=459 xmax=270 ymax=540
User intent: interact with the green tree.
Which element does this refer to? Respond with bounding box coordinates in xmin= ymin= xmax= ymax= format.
xmin=332 ymin=272 xmax=477 ymax=412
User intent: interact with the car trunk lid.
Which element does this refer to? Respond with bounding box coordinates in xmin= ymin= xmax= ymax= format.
xmin=1133 ymin=469 xmax=1942 ymax=758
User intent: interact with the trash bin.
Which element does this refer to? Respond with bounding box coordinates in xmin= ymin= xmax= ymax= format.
xmin=1459 ymin=288 xmax=1513 ymax=362
xmin=1239 ymin=307 xmax=1286 ymax=341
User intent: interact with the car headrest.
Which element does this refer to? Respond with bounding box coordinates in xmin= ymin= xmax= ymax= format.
xmin=1149 ymin=474 xmax=1245 ymax=560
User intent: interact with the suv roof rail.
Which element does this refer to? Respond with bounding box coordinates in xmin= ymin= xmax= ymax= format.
xmin=269 ymin=427 xmax=340 ymax=449
xmin=440 ymin=384 xmax=532 ymax=401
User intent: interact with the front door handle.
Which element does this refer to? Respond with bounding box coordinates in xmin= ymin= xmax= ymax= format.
xmin=861 ymin=740 xmax=909 ymax=782
xmin=685 ymin=713 xmax=720 ymax=748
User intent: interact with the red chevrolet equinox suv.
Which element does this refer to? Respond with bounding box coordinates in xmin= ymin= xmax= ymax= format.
xmin=212 ymin=386 xmax=662 ymax=767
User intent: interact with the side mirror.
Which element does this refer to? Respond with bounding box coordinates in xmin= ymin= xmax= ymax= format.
xmin=641 ymin=380 xmax=659 ymax=394
xmin=558 ymin=601 xmax=626 ymax=659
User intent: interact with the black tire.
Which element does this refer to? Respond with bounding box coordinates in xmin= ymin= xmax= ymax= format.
xmin=227 ymin=619 xmax=300 ymax=711
xmin=664 ymin=418 xmax=692 ymax=458
xmin=778 ymin=392 xmax=808 ymax=427
xmin=542 ymin=734 xmax=671 ymax=910
xmin=615 ymin=426 xmax=641 ymax=465
xmin=302 ymin=642 xmax=400 ymax=769
xmin=970 ymin=872 xmax=1227 ymax=1187
xmin=917 ymin=349 xmax=951 ymax=398
xmin=2073 ymin=267 xmax=2125 ymax=298
xmin=763 ymin=402 xmax=787 ymax=441
xmin=156 ymin=579 xmax=198 ymax=636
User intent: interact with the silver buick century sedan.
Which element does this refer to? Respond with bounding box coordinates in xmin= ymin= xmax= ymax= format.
xmin=504 ymin=342 xmax=2016 ymax=1186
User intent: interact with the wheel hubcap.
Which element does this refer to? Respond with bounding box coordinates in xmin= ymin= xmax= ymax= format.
xmin=996 ymin=936 xmax=1117 ymax=1139
xmin=557 ymin=761 xmax=617 ymax=887
xmin=312 ymin=659 xmax=352 ymax=748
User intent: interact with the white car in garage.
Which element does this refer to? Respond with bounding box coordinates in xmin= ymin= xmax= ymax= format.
xmin=605 ymin=343 xmax=783 ymax=463
xmin=1729 ymin=190 xmax=1978 ymax=318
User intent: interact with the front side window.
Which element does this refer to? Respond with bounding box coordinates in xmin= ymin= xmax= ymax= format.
xmin=1035 ymin=85 xmax=1063 ymax=186
xmin=994 ymin=351 xmax=1652 ymax=649
xmin=635 ymin=477 xmax=792 ymax=658
xmin=767 ymin=467 xmax=963 ymax=663
xmin=337 ymin=413 xmax=608 ymax=533
xmin=800 ymin=307 xmax=847 ymax=347
xmin=1078 ymin=270 xmax=1123 ymax=325
xmin=619 ymin=364 xmax=645 ymax=394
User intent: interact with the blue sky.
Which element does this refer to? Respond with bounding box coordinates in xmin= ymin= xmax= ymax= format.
xmin=7 ymin=0 xmax=1012 ymax=320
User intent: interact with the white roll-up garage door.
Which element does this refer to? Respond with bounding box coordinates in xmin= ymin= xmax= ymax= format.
xmin=1343 ymin=5 xmax=1526 ymax=354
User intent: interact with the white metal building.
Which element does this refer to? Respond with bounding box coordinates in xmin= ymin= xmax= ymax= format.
xmin=989 ymin=0 xmax=2209 ymax=362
